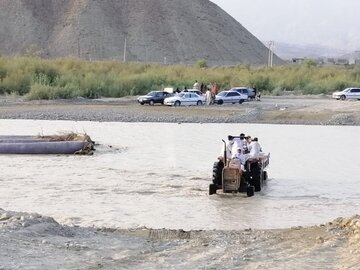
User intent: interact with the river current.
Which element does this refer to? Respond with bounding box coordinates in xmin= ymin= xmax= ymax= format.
xmin=0 ymin=119 xmax=359 ymax=230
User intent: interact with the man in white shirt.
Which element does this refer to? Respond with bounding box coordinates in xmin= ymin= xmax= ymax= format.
xmin=248 ymin=137 xmax=262 ymax=158
xmin=205 ymin=89 xmax=212 ymax=105
xmin=231 ymin=133 xmax=246 ymax=155
xmin=232 ymin=147 xmax=248 ymax=171
xmin=193 ymin=80 xmax=200 ymax=90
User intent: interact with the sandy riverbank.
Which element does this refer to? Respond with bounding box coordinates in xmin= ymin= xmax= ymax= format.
xmin=1 ymin=209 xmax=360 ymax=269
xmin=0 ymin=95 xmax=359 ymax=125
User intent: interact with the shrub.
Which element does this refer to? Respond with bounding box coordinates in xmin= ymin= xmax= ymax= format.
xmin=2 ymin=72 xmax=31 ymax=95
xmin=303 ymin=59 xmax=317 ymax=68
xmin=248 ymin=75 xmax=274 ymax=92
xmin=0 ymin=66 xmax=7 ymax=82
xmin=35 ymin=69 xmax=58 ymax=84
xmin=27 ymin=83 xmax=52 ymax=100
xmin=195 ymin=59 xmax=208 ymax=68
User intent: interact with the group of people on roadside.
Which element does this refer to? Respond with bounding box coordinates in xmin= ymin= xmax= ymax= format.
xmin=219 ymin=133 xmax=263 ymax=170
xmin=193 ymin=80 xmax=218 ymax=105
xmin=180 ymin=80 xmax=262 ymax=105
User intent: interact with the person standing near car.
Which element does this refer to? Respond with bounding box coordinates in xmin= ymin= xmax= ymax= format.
xmin=212 ymin=82 xmax=219 ymax=95
xmin=211 ymin=82 xmax=218 ymax=105
xmin=200 ymin=82 xmax=205 ymax=93
xmin=205 ymin=88 xmax=212 ymax=105
xmin=257 ymin=91 xmax=261 ymax=101
xmin=193 ymin=80 xmax=200 ymax=90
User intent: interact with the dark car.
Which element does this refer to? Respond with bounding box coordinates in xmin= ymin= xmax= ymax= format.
xmin=229 ymin=87 xmax=256 ymax=100
xmin=137 ymin=91 xmax=173 ymax=105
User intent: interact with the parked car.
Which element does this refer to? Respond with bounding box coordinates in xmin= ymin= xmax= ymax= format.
xmin=215 ymin=91 xmax=247 ymax=105
xmin=137 ymin=91 xmax=173 ymax=105
xmin=229 ymin=87 xmax=255 ymax=100
xmin=332 ymin=88 xmax=360 ymax=100
xmin=164 ymin=92 xmax=205 ymax=106
xmin=184 ymin=89 xmax=204 ymax=96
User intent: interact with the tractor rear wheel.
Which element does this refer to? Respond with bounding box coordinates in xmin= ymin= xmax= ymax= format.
xmin=263 ymin=171 xmax=268 ymax=181
xmin=209 ymin=184 xmax=217 ymax=195
xmin=212 ymin=161 xmax=223 ymax=185
xmin=247 ymin=186 xmax=255 ymax=197
xmin=250 ymin=163 xmax=262 ymax=192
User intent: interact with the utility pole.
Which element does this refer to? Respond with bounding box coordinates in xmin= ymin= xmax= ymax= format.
xmin=271 ymin=41 xmax=274 ymax=67
xmin=77 ymin=37 xmax=80 ymax=58
xmin=123 ymin=37 xmax=127 ymax=62
xmin=145 ymin=46 xmax=147 ymax=63
xmin=268 ymin=41 xmax=274 ymax=68
xmin=77 ymin=15 xmax=81 ymax=59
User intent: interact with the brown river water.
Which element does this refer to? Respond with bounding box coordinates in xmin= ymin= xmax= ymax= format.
xmin=1 ymin=119 xmax=360 ymax=230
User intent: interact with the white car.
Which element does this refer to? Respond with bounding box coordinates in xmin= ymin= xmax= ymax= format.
xmin=164 ymin=92 xmax=205 ymax=106
xmin=183 ymin=89 xmax=203 ymax=96
xmin=215 ymin=91 xmax=247 ymax=105
xmin=332 ymin=88 xmax=360 ymax=100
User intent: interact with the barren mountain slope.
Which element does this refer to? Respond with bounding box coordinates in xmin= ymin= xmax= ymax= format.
xmin=0 ymin=0 xmax=282 ymax=65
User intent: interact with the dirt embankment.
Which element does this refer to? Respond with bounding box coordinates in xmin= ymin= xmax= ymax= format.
xmin=0 ymin=95 xmax=359 ymax=125
xmin=1 ymin=209 xmax=360 ymax=269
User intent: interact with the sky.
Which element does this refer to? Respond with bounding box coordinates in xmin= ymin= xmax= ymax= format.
xmin=211 ymin=0 xmax=360 ymax=52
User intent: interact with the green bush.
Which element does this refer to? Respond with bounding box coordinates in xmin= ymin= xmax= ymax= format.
xmin=2 ymin=72 xmax=31 ymax=95
xmin=0 ymin=57 xmax=360 ymax=99
xmin=248 ymin=74 xmax=274 ymax=92
xmin=0 ymin=66 xmax=7 ymax=82
xmin=195 ymin=59 xmax=208 ymax=68
xmin=27 ymin=83 xmax=52 ymax=100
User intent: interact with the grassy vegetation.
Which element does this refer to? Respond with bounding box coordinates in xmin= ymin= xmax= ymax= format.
xmin=0 ymin=57 xmax=359 ymax=100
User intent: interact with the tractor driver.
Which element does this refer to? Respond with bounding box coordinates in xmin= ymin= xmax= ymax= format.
xmin=232 ymin=147 xmax=248 ymax=171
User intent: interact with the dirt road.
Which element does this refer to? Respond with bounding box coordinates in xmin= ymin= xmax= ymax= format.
xmin=0 ymin=95 xmax=359 ymax=125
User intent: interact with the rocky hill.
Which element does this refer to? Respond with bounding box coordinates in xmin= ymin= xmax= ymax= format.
xmin=0 ymin=0 xmax=282 ymax=66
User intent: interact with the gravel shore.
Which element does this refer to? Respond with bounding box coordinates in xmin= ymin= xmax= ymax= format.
xmin=1 ymin=209 xmax=360 ymax=269
xmin=1 ymin=95 xmax=360 ymax=125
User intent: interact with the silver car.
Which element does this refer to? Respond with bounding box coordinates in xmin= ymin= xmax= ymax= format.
xmin=332 ymin=88 xmax=360 ymax=100
xmin=229 ymin=87 xmax=255 ymax=100
xmin=164 ymin=92 xmax=205 ymax=106
xmin=215 ymin=91 xmax=247 ymax=105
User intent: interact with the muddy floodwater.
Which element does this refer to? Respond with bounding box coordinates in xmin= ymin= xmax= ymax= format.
xmin=0 ymin=119 xmax=360 ymax=230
